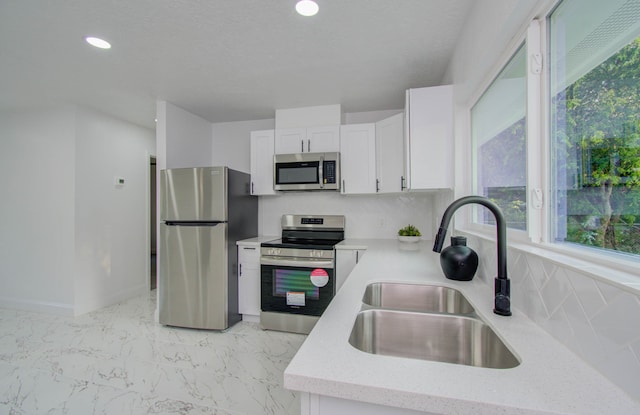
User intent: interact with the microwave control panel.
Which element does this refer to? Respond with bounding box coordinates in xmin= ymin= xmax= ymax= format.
xmin=323 ymin=160 xmax=337 ymax=184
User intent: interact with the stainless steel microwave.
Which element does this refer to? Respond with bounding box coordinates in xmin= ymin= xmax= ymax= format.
xmin=273 ymin=152 xmax=340 ymax=191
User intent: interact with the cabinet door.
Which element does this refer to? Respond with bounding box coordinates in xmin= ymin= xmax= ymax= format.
xmin=375 ymin=113 xmax=405 ymax=193
xmin=335 ymin=249 xmax=365 ymax=292
xmin=340 ymin=124 xmax=376 ymax=194
xmin=307 ymin=125 xmax=340 ymax=153
xmin=274 ymin=128 xmax=306 ymax=154
xmin=238 ymin=245 xmax=261 ymax=316
xmin=405 ymin=85 xmax=453 ymax=190
xmin=250 ymin=130 xmax=276 ymax=195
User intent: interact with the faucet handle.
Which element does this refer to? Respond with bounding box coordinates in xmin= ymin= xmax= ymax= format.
xmin=494 ymin=278 xmax=512 ymax=316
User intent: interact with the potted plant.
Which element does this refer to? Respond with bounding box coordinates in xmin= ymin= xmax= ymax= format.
xmin=397 ymin=224 xmax=421 ymax=243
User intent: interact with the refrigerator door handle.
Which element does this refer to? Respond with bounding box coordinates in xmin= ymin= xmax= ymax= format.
xmin=164 ymin=221 xmax=223 ymax=226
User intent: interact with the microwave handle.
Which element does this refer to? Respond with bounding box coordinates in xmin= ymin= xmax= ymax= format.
xmin=319 ymin=155 xmax=324 ymax=188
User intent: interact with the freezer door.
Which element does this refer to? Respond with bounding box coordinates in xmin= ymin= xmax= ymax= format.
xmin=160 ymin=167 xmax=228 ymax=221
xmin=159 ymin=222 xmax=230 ymax=329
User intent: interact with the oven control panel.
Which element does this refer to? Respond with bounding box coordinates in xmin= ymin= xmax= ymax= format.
xmin=261 ymin=247 xmax=335 ymax=259
xmin=264 ymin=247 xmax=282 ymax=256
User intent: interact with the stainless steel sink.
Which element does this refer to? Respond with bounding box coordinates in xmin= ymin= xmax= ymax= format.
xmin=362 ymin=282 xmax=475 ymax=315
xmin=348 ymin=309 xmax=520 ymax=369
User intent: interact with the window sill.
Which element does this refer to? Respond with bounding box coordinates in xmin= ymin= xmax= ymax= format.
xmin=458 ymin=228 xmax=640 ymax=296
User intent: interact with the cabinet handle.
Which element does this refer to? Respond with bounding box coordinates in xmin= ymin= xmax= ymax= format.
xmin=239 ymin=263 xmax=242 ymax=276
xmin=376 ymin=179 xmax=380 ymax=193
xmin=308 ymin=139 xmax=311 ymax=152
xmin=251 ymin=182 xmax=254 ymax=195
xmin=243 ymin=247 xmax=256 ymax=250
xmin=356 ymin=251 xmax=359 ymax=264
xmin=342 ymin=179 xmax=345 ymax=193
xmin=301 ymin=140 xmax=304 ymax=152
xmin=401 ymin=176 xmax=406 ymax=191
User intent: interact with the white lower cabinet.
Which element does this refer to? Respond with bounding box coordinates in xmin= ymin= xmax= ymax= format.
xmin=237 ymin=243 xmax=261 ymax=318
xmin=302 ymin=393 xmax=431 ymax=415
xmin=335 ymin=248 xmax=366 ymax=292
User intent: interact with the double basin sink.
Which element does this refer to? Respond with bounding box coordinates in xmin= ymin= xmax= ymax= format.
xmin=348 ymin=282 xmax=519 ymax=369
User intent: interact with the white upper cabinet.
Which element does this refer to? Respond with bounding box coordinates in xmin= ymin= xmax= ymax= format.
xmin=404 ymin=85 xmax=453 ymax=190
xmin=274 ymin=128 xmax=306 ymax=153
xmin=340 ymin=124 xmax=377 ymax=194
xmin=375 ymin=113 xmax=405 ymax=193
xmin=274 ymin=125 xmax=340 ymax=154
xmin=250 ymin=130 xmax=276 ymax=195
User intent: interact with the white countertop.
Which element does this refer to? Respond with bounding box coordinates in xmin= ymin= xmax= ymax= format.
xmin=284 ymin=239 xmax=640 ymax=414
xmin=236 ymin=235 xmax=279 ymax=246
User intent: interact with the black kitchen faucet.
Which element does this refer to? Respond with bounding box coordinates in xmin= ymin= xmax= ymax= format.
xmin=432 ymin=195 xmax=512 ymax=316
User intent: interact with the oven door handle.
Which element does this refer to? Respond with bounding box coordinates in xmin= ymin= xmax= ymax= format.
xmin=261 ymin=256 xmax=334 ymax=269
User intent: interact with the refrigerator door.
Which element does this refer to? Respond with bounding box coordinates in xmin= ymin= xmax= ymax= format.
xmin=159 ymin=222 xmax=231 ymax=329
xmin=160 ymin=167 xmax=228 ymax=221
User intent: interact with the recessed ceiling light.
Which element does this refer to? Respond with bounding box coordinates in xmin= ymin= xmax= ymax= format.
xmin=296 ymin=0 xmax=319 ymax=16
xmin=85 ymin=36 xmax=111 ymax=49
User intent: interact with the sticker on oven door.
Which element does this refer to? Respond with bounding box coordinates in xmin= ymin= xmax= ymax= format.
xmin=286 ymin=292 xmax=305 ymax=306
xmin=310 ymin=269 xmax=329 ymax=287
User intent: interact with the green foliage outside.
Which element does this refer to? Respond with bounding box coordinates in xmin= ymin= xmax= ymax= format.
xmin=554 ymin=37 xmax=640 ymax=255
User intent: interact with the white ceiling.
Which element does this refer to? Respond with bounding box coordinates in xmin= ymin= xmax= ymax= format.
xmin=0 ymin=0 xmax=473 ymax=129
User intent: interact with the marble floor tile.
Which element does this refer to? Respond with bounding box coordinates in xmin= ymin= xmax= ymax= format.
xmin=0 ymin=291 xmax=305 ymax=414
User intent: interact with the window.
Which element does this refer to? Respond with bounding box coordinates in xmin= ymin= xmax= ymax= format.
xmin=472 ymin=45 xmax=528 ymax=230
xmin=550 ymin=0 xmax=640 ymax=255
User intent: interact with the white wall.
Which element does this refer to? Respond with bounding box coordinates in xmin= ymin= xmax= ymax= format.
xmin=212 ymin=118 xmax=274 ymax=172
xmin=0 ymin=106 xmax=154 ymax=316
xmin=275 ymin=104 xmax=342 ymax=129
xmin=0 ymin=107 xmax=76 ymax=314
xmin=344 ymin=109 xmax=402 ymax=124
xmin=74 ymin=107 xmax=155 ymax=315
xmin=158 ymin=101 xmax=213 ymax=169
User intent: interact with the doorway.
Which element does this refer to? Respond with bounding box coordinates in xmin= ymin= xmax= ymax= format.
xmin=150 ymin=156 xmax=157 ymax=290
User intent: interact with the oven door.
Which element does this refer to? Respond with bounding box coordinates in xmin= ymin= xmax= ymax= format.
xmin=260 ymin=256 xmax=335 ymax=316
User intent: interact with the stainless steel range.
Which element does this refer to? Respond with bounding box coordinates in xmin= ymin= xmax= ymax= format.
xmin=260 ymin=214 xmax=345 ymax=334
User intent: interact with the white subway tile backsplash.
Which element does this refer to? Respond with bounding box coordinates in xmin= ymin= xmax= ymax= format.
xmin=566 ymin=269 xmax=607 ymax=319
xmin=592 ymin=346 xmax=640 ymax=402
xmin=596 ymin=280 xmax=626 ymax=303
xmin=470 ymin=237 xmax=640 ymax=402
xmin=259 ymin=193 xmax=435 ymax=240
xmin=590 ymin=292 xmax=640 ymax=348
xmin=543 ymin=306 xmax=573 ymax=344
xmin=525 ymin=254 xmax=549 ymax=291
xmin=540 ymin=267 xmax=573 ymax=316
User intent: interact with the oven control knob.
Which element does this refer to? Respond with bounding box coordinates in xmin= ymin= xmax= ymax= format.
xmin=268 ymin=248 xmax=281 ymax=256
xmin=310 ymin=250 xmax=323 ymax=258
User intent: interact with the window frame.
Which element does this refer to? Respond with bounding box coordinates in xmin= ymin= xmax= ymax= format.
xmin=459 ymin=1 xmax=640 ymax=278
xmin=541 ymin=0 xmax=640 ymax=275
xmin=464 ymin=24 xmax=531 ymax=245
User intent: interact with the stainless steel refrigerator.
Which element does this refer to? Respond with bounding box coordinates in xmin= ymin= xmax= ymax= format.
xmin=159 ymin=166 xmax=257 ymax=330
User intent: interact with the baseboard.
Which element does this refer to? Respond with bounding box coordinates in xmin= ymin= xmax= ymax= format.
xmin=0 ymin=296 xmax=74 ymax=316
xmin=73 ymin=283 xmax=149 ymax=316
